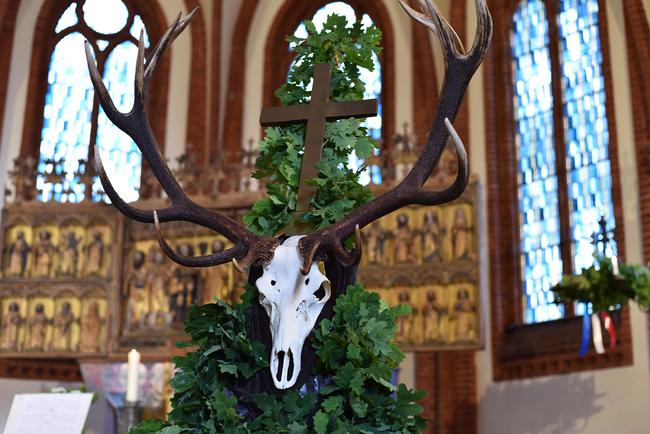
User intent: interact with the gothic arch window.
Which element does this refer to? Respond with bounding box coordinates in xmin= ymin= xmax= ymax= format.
xmin=512 ymin=0 xmax=615 ymax=323
xmin=264 ymin=0 xmax=395 ymax=185
xmin=27 ymin=0 xmax=167 ymax=203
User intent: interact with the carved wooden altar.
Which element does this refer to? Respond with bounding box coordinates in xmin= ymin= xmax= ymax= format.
xmin=0 ymin=139 xmax=482 ymax=372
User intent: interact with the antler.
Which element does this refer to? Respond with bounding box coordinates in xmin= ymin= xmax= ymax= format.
xmin=298 ymin=0 xmax=492 ymax=272
xmin=85 ymin=9 xmax=278 ymax=271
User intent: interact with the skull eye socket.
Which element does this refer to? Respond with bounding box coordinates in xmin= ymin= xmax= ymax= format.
xmin=313 ymin=284 xmax=327 ymax=301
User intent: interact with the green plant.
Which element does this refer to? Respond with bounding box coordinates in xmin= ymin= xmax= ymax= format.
xmin=552 ymin=255 xmax=650 ymax=312
xmin=130 ymin=284 xmax=425 ymax=433
xmin=242 ymin=14 xmax=381 ymax=236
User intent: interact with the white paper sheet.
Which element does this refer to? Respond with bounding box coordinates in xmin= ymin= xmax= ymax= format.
xmin=2 ymin=393 xmax=93 ymax=434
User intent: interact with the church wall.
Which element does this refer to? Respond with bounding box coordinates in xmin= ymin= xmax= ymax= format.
xmin=0 ymin=0 xmax=41 ymax=210
xmin=473 ymin=0 xmax=650 ymax=433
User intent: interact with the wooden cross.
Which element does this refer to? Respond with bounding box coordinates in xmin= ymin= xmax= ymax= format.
xmin=260 ymin=63 xmax=378 ymax=211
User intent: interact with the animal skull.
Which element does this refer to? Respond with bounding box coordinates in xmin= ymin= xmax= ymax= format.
xmin=255 ymin=235 xmax=331 ymax=389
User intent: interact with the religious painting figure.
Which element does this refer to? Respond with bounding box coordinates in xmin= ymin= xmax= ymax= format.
xmin=451 ymin=207 xmax=472 ymax=260
xmin=0 ymin=302 xmax=22 ymax=351
xmin=421 ymin=211 xmax=442 ymax=262
xmin=169 ymin=243 xmax=200 ymax=326
xmin=33 ymin=230 xmax=55 ymax=277
xmin=7 ymin=231 xmax=30 ymax=277
xmin=200 ymin=240 xmax=230 ymax=304
xmin=51 ymin=302 xmax=74 ymax=351
xmin=27 ymin=303 xmax=49 ymax=351
xmin=393 ymin=214 xmax=414 ymax=264
xmin=364 ymin=222 xmax=386 ymax=265
xmin=146 ymin=247 xmax=172 ymax=328
xmin=422 ymin=288 xmax=445 ymax=342
xmin=396 ymin=290 xmax=416 ymax=343
xmin=84 ymin=230 xmax=105 ymax=276
xmin=125 ymin=250 xmax=148 ymax=332
xmin=59 ymin=231 xmax=81 ymax=276
xmin=79 ymin=301 xmax=103 ymax=353
xmin=449 ymin=288 xmax=476 ymax=342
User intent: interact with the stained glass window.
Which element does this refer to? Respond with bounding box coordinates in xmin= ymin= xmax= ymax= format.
xmin=37 ymin=0 xmax=148 ymax=203
xmin=291 ymin=2 xmax=383 ymax=185
xmin=512 ymin=0 xmax=615 ymax=323
xmin=513 ymin=0 xmax=563 ymax=323
xmin=558 ymin=0 xmax=616 ymax=273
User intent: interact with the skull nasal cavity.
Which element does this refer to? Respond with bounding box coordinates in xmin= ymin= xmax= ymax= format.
xmin=275 ymin=350 xmax=295 ymax=383
xmin=271 ymin=280 xmax=276 ymax=286
xmin=276 ymin=350 xmax=285 ymax=382
xmin=314 ymin=284 xmax=326 ymax=301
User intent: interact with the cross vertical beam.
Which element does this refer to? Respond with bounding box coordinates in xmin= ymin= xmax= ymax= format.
xmin=260 ymin=63 xmax=378 ymax=212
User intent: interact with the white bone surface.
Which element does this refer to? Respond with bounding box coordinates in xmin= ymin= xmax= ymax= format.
xmin=255 ymin=235 xmax=330 ymax=389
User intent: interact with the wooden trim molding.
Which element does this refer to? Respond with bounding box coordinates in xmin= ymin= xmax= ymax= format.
xmin=485 ymin=0 xmax=632 ymax=381
xmin=0 ymin=358 xmax=82 ymax=382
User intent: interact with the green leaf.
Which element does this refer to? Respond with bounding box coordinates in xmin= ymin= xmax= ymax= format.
xmin=313 ymin=411 xmax=329 ymax=434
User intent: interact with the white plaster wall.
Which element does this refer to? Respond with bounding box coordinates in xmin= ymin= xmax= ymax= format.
xmin=158 ymin=0 xmax=191 ymax=165
xmin=0 ymin=0 xmax=191 ymax=203
xmin=474 ymin=1 xmax=650 ymax=433
xmin=0 ymin=0 xmax=42 ymax=208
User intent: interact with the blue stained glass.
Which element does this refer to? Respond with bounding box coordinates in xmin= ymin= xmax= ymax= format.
xmin=291 ymin=2 xmax=383 ymax=185
xmin=38 ymin=4 xmax=147 ymax=203
xmin=512 ymin=0 xmax=564 ymax=323
xmin=37 ymin=32 xmax=94 ymax=203
xmin=96 ymin=41 xmax=142 ymax=203
xmin=558 ymin=0 xmax=616 ymax=272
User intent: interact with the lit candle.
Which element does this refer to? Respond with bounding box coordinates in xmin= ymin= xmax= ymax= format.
xmin=126 ymin=349 xmax=140 ymax=403
xmin=611 ymin=256 xmax=620 ymax=276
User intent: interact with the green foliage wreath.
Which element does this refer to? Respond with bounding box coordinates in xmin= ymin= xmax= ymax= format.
xmin=131 ymin=285 xmax=425 ymax=433
xmin=552 ymin=255 xmax=650 ymax=312
xmin=131 ymin=13 xmax=426 ymax=434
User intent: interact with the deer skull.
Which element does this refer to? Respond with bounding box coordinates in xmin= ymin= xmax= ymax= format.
xmin=255 ymin=235 xmax=331 ymax=389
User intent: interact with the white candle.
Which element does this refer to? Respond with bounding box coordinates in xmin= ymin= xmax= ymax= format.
xmin=126 ymin=349 xmax=140 ymax=403
xmin=611 ymin=256 xmax=620 ymax=276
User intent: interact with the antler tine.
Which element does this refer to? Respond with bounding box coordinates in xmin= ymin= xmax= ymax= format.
xmin=143 ymin=8 xmax=198 ymax=88
xmin=331 ymin=225 xmax=363 ymax=267
xmin=412 ymin=119 xmax=468 ymax=206
xmin=153 ymin=211 xmax=247 ymax=267
xmin=398 ymin=0 xmax=464 ymax=57
xmin=94 ymin=146 xmax=151 ymax=222
xmin=467 ymin=0 xmax=493 ymax=62
xmin=84 ymin=43 xmax=123 ymax=130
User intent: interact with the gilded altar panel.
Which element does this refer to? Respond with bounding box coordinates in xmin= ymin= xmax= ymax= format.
xmin=0 ymin=180 xmax=481 ymax=360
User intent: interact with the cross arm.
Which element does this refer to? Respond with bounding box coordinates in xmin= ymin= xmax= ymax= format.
xmin=325 ymin=99 xmax=378 ymax=121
